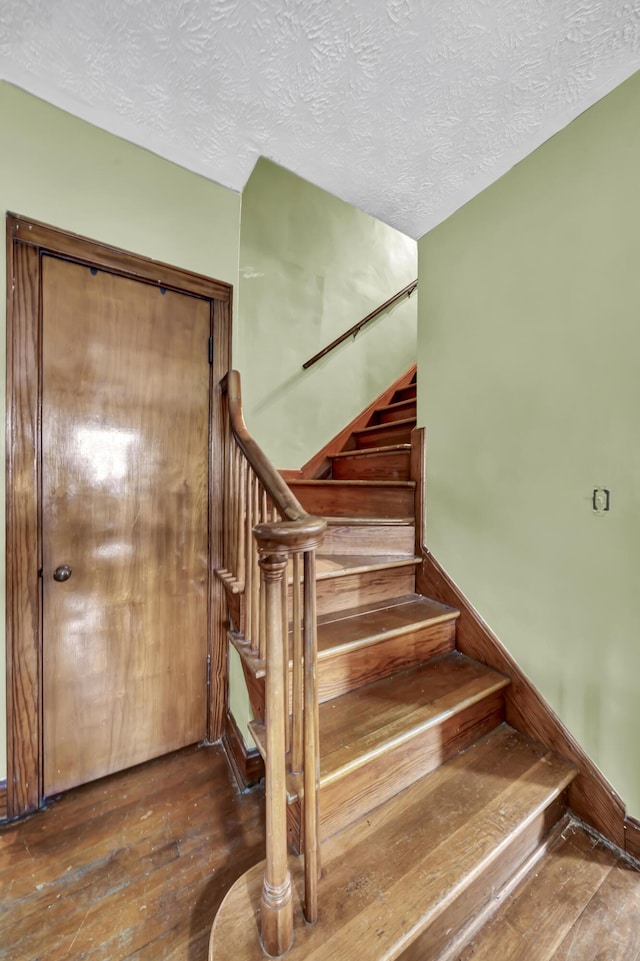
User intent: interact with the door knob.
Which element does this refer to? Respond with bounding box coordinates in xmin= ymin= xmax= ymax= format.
xmin=53 ymin=565 xmax=72 ymax=582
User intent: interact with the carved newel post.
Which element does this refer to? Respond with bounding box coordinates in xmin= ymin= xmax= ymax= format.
xmin=257 ymin=547 xmax=294 ymax=958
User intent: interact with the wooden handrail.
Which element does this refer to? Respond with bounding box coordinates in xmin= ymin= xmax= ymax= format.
xmin=222 ymin=370 xmax=308 ymax=521
xmin=302 ymin=279 xmax=418 ymax=370
xmin=219 ymin=370 xmax=326 ymax=957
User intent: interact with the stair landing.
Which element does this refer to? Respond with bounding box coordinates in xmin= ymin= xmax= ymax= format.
xmin=209 ymin=725 xmax=576 ymax=961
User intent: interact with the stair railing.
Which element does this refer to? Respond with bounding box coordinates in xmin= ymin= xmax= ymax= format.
xmin=302 ymin=278 xmax=418 ymax=370
xmin=218 ymin=370 xmax=326 ymax=957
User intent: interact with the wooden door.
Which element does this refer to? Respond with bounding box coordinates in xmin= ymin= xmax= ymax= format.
xmin=41 ymin=256 xmax=211 ymax=795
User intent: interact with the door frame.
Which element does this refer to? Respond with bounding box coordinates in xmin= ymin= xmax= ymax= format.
xmin=5 ymin=213 xmax=232 ymax=819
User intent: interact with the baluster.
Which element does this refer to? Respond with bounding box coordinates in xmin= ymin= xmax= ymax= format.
xmin=252 ymin=477 xmax=261 ymax=657
xmin=290 ymin=551 xmax=303 ymax=774
xmin=282 ymin=552 xmax=290 ymax=755
xmin=244 ymin=467 xmax=253 ymax=648
xmin=257 ymin=547 xmax=294 ymax=958
xmin=228 ymin=441 xmax=237 ymax=577
xmin=232 ymin=444 xmax=244 ymax=580
xmin=303 ymin=548 xmax=321 ymax=923
xmin=237 ymin=452 xmax=246 ymax=588
xmin=223 ymin=420 xmax=231 ymax=572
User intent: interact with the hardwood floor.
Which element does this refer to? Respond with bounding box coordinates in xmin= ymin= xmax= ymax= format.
xmin=451 ymin=820 xmax=640 ymax=960
xmin=2 ymin=742 xmax=639 ymax=960
xmin=0 ymin=745 xmax=264 ymax=961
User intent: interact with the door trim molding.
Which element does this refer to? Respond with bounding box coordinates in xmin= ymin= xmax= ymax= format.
xmin=5 ymin=213 xmax=232 ymax=819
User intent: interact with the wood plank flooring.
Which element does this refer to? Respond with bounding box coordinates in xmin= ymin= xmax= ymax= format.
xmin=3 ymin=744 xmax=639 ymax=961
xmin=452 ymin=820 xmax=640 ymax=960
xmin=0 ymin=745 xmax=264 ymax=961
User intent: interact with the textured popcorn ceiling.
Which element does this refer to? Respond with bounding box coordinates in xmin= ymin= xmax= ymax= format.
xmin=1 ymin=0 xmax=640 ymax=238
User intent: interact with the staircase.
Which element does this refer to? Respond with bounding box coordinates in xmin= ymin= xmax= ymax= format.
xmin=209 ymin=368 xmax=617 ymax=960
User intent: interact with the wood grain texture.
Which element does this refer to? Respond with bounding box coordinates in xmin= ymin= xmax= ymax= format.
xmin=392 ymin=384 xmax=417 ymax=403
xmin=410 ymin=426 xmax=426 ymax=556
xmin=5 ymin=233 xmax=41 ymax=819
xmin=0 ymin=744 xmax=266 ymax=961
xmin=416 ymin=549 xmax=627 ymax=848
xmin=7 ymin=213 xmax=231 ymax=301
xmin=0 ymin=782 xmax=7 ymax=822
xmin=222 ymin=711 xmax=264 ymax=791
xmin=320 ymin=518 xmax=415 ymax=555
xmin=294 ymin=364 xmax=416 ymax=478
xmin=453 ymin=822 xmax=622 ymax=961
xmin=5 ymin=214 xmax=233 ymax=817
xmin=374 ymin=398 xmax=417 ymax=424
xmin=353 ymin=419 xmax=415 ymax=449
xmin=256 ymin=654 xmax=510 ymax=845
xmin=315 ymin=594 xmax=457 ymax=701
xmin=330 ymin=448 xmax=411 ymax=481
xmin=313 ymin=562 xmax=417 ymax=616
xmin=210 ymin=726 xmax=576 ymax=961
xmin=209 ymin=298 xmax=232 ymax=741
xmin=41 ymin=258 xmax=211 ymax=795
xmin=625 ymin=815 xmax=640 ymax=862
xmin=288 ymin=478 xmax=415 ymax=519
xmin=549 ymin=841 xmax=640 ymax=961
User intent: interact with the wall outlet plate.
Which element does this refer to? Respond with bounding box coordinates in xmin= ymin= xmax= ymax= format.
xmin=592 ymin=488 xmax=610 ymax=513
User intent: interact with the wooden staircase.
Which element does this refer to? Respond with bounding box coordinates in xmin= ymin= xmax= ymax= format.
xmin=211 ymin=367 xmax=635 ymax=960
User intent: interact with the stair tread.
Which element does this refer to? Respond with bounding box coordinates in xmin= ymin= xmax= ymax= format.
xmin=289 ymin=477 xmax=415 ymax=488
xmin=330 ymin=444 xmax=411 ymax=459
xmin=211 ymin=725 xmax=577 ymax=961
xmin=316 ymin=652 xmax=509 ymax=780
xmin=376 ymin=398 xmax=417 ymax=414
xmin=324 ymin=515 xmax=414 ymax=526
xmin=316 ymin=592 xmax=458 ymax=656
xmin=251 ymin=652 xmax=509 ymax=781
xmin=355 ymin=416 xmax=415 ymax=435
xmin=313 ymin=553 xmax=420 ymax=580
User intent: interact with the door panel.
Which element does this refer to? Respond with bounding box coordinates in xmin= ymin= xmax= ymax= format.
xmin=42 ymin=256 xmax=211 ymax=795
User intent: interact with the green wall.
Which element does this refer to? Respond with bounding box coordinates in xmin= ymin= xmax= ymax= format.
xmin=0 ymin=82 xmax=241 ymax=783
xmin=236 ymin=158 xmax=417 ymax=469
xmin=418 ymin=69 xmax=640 ymax=814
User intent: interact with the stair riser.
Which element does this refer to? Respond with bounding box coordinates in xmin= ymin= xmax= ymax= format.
xmin=288 ymin=690 xmax=505 ymax=851
xmin=311 ymin=566 xmax=416 ymax=617
xmin=355 ymin=423 xmax=413 ymax=448
xmin=393 ymin=385 xmax=417 ymax=403
xmin=321 ymin=523 xmax=415 ymax=555
xmin=377 ymin=403 xmax=416 ymax=424
xmin=331 ymin=451 xmax=411 ymax=481
xmin=398 ymin=794 xmax=568 ymax=961
xmin=316 ymin=620 xmax=456 ymax=703
xmin=290 ymin=482 xmax=414 ymax=518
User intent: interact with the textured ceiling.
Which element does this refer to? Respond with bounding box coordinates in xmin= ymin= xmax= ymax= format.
xmin=1 ymin=0 xmax=640 ymax=238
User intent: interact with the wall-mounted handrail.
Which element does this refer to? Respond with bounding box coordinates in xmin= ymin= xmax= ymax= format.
xmin=302 ymin=279 xmax=418 ymax=370
xmin=219 ymin=370 xmax=326 ymax=957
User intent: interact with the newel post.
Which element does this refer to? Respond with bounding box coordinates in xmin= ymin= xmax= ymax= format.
xmin=256 ymin=544 xmax=294 ymax=958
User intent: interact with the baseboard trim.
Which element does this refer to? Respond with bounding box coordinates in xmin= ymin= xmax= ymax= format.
xmin=417 ymin=549 xmax=627 ymax=850
xmin=222 ymin=712 xmax=264 ymax=791
xmin=0 ymin=780 xmax=7 ymax=822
